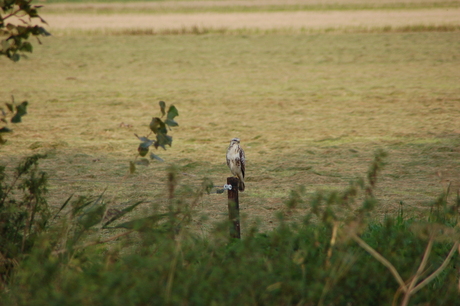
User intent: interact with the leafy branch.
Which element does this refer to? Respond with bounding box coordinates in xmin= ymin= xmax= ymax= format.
xmin=1 ymin=0 xmax=51 ymax=61
xmin=131 ymin=101 xmax=179 ymax=171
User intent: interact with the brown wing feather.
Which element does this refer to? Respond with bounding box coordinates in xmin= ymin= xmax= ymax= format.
xmin=239 ymin=146 xmax=245 ymax=179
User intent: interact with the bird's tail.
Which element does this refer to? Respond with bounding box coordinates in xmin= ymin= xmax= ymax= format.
xmin=239 ymin=180 xmax=245 ymax=192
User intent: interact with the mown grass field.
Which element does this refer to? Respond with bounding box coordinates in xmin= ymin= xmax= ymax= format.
xmin=1 ymin=0 xmax=460 ymax=234
xmin=40 ymin=0 xmax=460 ymax=13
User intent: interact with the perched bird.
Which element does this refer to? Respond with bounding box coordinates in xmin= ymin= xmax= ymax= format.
xmin=226 ymin=138 xmax=246 ymax=192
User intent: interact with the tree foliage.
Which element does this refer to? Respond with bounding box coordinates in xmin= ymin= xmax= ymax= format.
xmin=0 ymin=0 xmax=50 ymax=62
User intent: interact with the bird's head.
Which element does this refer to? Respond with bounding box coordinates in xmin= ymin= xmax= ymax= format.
xmin=230 ymin=138 xmax=240 ymax=145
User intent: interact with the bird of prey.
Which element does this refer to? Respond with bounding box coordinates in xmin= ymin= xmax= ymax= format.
xmin=226 ymin=137 xmax=246 ymax=192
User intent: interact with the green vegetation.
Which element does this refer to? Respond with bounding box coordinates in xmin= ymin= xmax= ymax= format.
xmin=0 ymin=152 xmax=459 ymax=305
xmin=133 ymin=101 xmax=179 ymax=166
xmin=1 ymin=0 xmax=459 ymax=303
xmin=0 ymin=154 xmax=49 ymax=286
xmin=0 ymin=0 xmax=50 ymax=61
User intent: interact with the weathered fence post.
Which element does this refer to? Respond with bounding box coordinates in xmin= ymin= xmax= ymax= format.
xmin=227 ymin=177 xmax=241 ymax=239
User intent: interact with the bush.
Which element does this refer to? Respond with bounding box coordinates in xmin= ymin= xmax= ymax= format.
xmin=0 ymin=154 xmax=49 ymax=287
xmin=1 ymin=152 xmax=459 ymax=305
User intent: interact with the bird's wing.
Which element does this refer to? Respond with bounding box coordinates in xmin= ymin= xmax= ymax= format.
xmin=239 ymin=147 xmax=245 ymax=179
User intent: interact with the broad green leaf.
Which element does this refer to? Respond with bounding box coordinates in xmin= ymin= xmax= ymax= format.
xmin=165 ymin=118 xmax=178 ymax=127
xmin=16 ymin=26 xmax=28 ymax=36
xmin=30 ymin=26 xmax=51 ymax=37
xmin=16 ymin=101 xmax=28 ymax=115
xmin=149 ymin=117 xmax=160 ymax=134
xmin=149 ymin=117 xmax=167 ymax=135
xmin=29 ymin=8 xmax=38 ymax=17
xmin=0 ymin=127 xmax=12 ymax=133
xmin=11 ymin=53 xmax=20 ymax=62
xmin=167 ymin=105 xmax=179 ymax=120
xmin=134 ymin=133 xmax=154 ymax=156
xmin=138 ymin=144 xmax=149 ymax=157
xmin=19 ymin=41 xmax=33 ymax=53
xmin=155 ymin=133 xmax=172 ymax=149
xmin=11 ymin=114 xmax=21 ymax=123
xmin=135 ymin=134 xmax=154 ymax=156
xmin=150 ymin=153 xmax=164 ymax=162
xmin=139 ymin=141 xmax=152 ymax=149
xmin=134 ymin=133 xmax=154 ymax=145
xmin=39 ymin=27 xmax=51 ymax=36
xmin=11 ymin=101 xmax=28 ymax=123
xmin=159 ymin=101 xmax=166 ymax=117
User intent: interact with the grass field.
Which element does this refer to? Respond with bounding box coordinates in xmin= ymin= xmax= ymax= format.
xmin=1 ymin=0 xmax=460 ymax=234
xmin=40 ymin=0 xmax=460 ymax=12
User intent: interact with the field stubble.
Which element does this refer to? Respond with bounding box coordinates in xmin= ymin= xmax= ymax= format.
xmin=41 ymin=8 xmax=460 ymax=34
xmin=1 ymin=9 xmax=460 ymax=233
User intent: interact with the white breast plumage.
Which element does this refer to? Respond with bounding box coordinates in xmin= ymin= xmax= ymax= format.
xmin=226 ymin=138 xmax=246 ymax=192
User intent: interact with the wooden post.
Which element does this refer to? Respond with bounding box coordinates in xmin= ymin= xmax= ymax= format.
xmin=227 ymin=177 xmax=241 ymax=239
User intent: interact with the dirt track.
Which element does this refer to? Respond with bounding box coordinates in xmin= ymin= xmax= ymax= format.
xmin=43 ymin=8 xmax=460 ymax=31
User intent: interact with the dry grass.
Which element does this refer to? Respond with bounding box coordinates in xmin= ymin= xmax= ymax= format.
xmin=42 ymin=9 xmax=460 ymax=34
xmin=42 ymin=0 xmax=460 ymax=14
xmin=1 ymin=3 xmax=460 ymax=234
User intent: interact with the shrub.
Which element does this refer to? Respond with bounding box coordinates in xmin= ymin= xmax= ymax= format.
xmin=1 ymin=152 xmax=459 ymax=305
xmin=0 ymin=154 xmax=49 ymax=286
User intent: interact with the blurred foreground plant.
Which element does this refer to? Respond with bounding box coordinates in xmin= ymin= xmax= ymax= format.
xmin=285 ymin=150 xmax=460 ymax=306
xmin=1 ymin=151 xmax=459 ymax=305
xmin=0 ymin=0 xmax=50 ymax=61
xmin=0 ymin=154 xmax=48 ymax=286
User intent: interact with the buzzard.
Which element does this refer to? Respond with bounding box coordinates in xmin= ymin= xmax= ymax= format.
xmin=226 ymin=138 xmax=246 ymax=192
